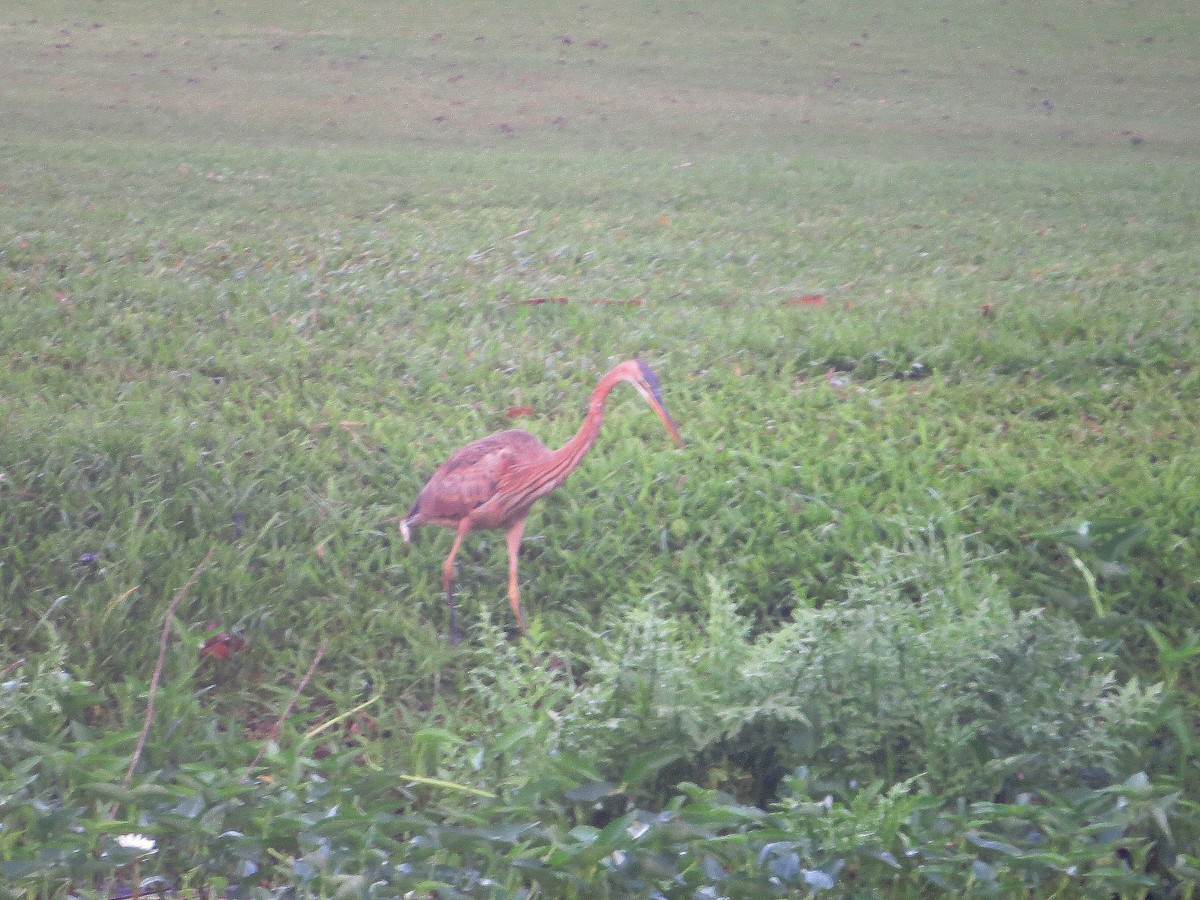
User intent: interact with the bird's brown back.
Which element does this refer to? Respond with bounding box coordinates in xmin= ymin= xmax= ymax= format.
xmin=411 ymin=430 xmax=550 ymax=526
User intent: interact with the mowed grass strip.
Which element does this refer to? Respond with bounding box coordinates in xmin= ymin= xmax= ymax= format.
xmin=3 ymin=0 xmax=1197 ymax=154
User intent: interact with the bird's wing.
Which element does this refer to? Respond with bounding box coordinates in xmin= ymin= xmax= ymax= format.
xmin=415 ymin=431 xmax=547 ymax=522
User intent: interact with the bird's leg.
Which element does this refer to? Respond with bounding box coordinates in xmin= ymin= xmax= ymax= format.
xmin=442 ymin=520 xmax=471 ymax=645
xmin=505 ymin=517 xmax=528 ymax=635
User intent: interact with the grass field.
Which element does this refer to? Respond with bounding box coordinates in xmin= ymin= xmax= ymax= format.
xmin=2 ymin=0 xmax=1200 ymax=895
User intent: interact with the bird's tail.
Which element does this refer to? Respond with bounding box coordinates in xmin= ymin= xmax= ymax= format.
xmin=400 ymin=499 xmax=420 ymax=543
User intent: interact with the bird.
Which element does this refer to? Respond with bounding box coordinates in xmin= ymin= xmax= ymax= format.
xmin=401 ymin=359 xmax=684 ymax=644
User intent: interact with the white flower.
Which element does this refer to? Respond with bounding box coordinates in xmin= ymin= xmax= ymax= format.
xmin=116 ymin=833 xmax=157 ymax=853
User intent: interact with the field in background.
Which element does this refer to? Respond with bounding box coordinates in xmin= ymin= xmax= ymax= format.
xmin=2 ymin=0 xmax=1199 ymax=895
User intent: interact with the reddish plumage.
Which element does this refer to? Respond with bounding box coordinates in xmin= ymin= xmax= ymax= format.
xmin=403 ymin=359 xmax=684 ymax=643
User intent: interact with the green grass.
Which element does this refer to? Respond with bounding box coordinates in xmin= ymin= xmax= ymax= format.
xmin=2 ymin=0 xmax=1199 ymax=895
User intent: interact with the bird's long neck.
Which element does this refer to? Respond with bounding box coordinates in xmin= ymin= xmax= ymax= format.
xmin=535 ymin=368 xmax=623 ymax=491
xmin=556 ymin=376 xmax=614 ymax=463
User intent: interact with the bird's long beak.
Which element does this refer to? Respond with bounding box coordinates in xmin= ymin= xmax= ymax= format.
xmin=654 ymin=399 xmax=685 ymax=448
xmin=635 ymin=381 xmax=684 ymax=447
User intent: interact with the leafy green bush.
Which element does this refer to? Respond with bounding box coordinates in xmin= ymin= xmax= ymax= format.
xmin=0 ymin=640 xmax=94 ymax=744
xmin=553 ymin=531 xmax=1162 ymax=804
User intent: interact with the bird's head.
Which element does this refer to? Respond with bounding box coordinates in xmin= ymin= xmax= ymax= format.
xmin=620 ymin=359 xmax=684 ymax=447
